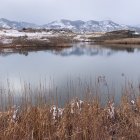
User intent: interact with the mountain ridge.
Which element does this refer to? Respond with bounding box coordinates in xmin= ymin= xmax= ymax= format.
xmin=0 ymin=18 xmax=39 ymax=29
xmin=0 ymin=18 xmax=139 ymax=32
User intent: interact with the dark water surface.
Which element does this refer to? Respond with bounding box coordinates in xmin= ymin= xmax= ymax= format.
xmin=0 ymin=43 xmax=140 ymax=103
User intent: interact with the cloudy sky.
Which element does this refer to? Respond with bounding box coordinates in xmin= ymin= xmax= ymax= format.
xmin=0 ymin=0 xmax=140 ymax=25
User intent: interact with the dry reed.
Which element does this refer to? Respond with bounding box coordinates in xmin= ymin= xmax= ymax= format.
xmin=0 ymin=81 xmax=140 ymax=140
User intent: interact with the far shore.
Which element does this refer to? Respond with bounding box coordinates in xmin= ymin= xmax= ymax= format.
xmin=90 ymin=30 xmax=140 ymax=45
xmin=1 ymin=29 xmax=140 ymax=50
xmin=102 ymin=37 xmax=140 ymax=45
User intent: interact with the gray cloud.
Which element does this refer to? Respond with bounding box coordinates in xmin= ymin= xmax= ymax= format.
xmin=0 ymin=0 xmax=140 ymax=25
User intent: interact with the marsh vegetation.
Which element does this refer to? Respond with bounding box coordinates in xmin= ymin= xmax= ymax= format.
xmin=0 ymin=80 xmax=140 ymax=140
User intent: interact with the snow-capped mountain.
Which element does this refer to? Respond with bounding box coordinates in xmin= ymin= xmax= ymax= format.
xmin=43 ymin=19 xmax=129 ymax=32
xmin=0 ymin=18 xmax=39 ymax=29
xmin=43 ymin=20 xmax=85 ymax=31
xmin=0 ymin=18 xmax=139 ymax=32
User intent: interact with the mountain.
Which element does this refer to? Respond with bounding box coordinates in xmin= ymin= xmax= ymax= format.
xmin=0 ymin=18 xmax=139 ymax=32
xmin=43 ymin=19 xmax=85 ymax=31
xmin=43 ymin=19 xmax=130 ymax=32
xmin=0 ymin=18 xmax=39 ymax=29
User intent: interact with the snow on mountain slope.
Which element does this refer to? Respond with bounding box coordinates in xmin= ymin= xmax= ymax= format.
xmin=0 ymin=18 xmax=39 ymax=29
xmin=44 ymin=19 xmax=85 ymax=31
xmin=0 ymin=18 xmax=139 ymax=32
xmin=44 ymin=19 xmax=129 ymax=32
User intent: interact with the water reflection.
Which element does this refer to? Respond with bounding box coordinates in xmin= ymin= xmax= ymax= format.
xmin=0 ymin=43 xmax=140 ymax=103
xmin=1 ymin=43 xmax=140 ymax=57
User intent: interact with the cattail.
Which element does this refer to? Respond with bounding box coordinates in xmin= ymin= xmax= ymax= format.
xmin=12 ymin=106 xmax=20 ymax=122
xmin=108 ymin=101 xmax=115 ymax=119
xmin=50 ymin=105 xmax=63 ymax=120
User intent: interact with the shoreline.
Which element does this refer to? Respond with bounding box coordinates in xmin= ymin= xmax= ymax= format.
xmin=1 ymin=29 xmax=140 ymax=51
xmin=100 ymin=38 xmax=140 ymax=45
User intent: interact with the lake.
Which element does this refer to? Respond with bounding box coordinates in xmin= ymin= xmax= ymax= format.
xmin=0 ymin=43 xmax=140 ymax=104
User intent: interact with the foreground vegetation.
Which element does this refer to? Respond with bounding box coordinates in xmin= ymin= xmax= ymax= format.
xmin=0 ymin=83 xmax=140 ymax=140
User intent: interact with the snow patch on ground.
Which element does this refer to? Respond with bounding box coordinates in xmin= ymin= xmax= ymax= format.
xmin=0 ymin=38 xmax=13 ymax=44
xmin=0 ymin=29 xmax=106 ymax=45
xmin=0 ymin=29 xmax=62 ymax=44
xmin=74 ymin=33 xmax=105 ymax=42
xmin=133 ymin=32 xmax=140 ymax=35
xmin=0 ymin=29 xmax=56 ymax=39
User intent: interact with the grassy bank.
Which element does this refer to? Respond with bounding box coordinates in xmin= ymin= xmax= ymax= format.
xmin=104 ymin=38 xmax=140 ymax=45
xmin=0 ymin=36 xmax=74 ymax=56
xmin=0 ymin=28 xmax=76 ymax=49
xmin=0 ymin=84 xmax=140 ymax=140
xmin=89 ymin=30 xmax=140 ymax=45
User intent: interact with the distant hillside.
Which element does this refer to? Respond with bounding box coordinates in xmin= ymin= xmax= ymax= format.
xmin=43 ymin=19 xmax=129 ymax=32
xmin=0 ymin=18 xmax=140 ymax=33
xmin=0 ymin=18 xmax=39 ymax=29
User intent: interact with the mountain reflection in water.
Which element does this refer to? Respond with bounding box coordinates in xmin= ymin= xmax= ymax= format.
xmin=0 ymin=43 xmax=140 ymax=104
xmin=0 ymin=43 xmax=139 ymax=57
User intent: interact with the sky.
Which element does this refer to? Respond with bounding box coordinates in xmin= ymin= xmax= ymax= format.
xmin=0 ymin=0 xmax=140 ymax=25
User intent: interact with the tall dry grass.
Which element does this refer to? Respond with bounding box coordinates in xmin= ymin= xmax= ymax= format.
xmin=0 ymin=80 xmax=140 ymax=140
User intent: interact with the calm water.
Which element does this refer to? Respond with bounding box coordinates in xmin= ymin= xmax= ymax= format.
xmin=0 ymin=43 xmax=140 ymax=103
